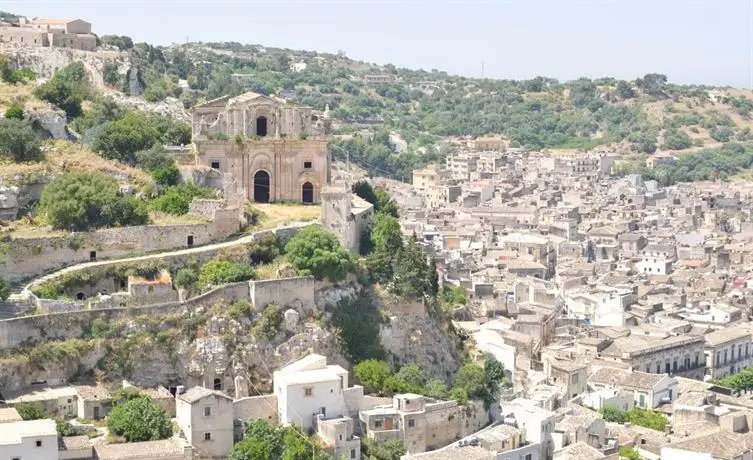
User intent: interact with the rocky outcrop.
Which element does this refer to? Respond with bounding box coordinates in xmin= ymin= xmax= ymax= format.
xmin=103 ymin=91 xmax=189 ymax=123
xmin=0 ymin=179 xmax=47 ymax=220
xmin=29 ymin=107 xmax=70 ymax=140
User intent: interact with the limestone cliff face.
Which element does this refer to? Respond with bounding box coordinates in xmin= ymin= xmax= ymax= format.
xmin=0 ymin=284 xmax=461 ymax=394
xmin=380 ymin=314 xmax=461 ymax=381
xmin=0 ymin=43 xmax=128 ymax=88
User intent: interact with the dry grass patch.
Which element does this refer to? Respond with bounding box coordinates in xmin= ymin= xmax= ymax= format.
xmin=250 ymin=203 xmax=320 ymax=231
xmin=0 ymin=140 xmax=154 ymax=187
xmin=0 ymin=80 xmax=47 ymax=112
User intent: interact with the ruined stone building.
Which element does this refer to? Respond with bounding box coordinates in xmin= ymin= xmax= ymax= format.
xmin=0 ymin=18 xmax=96 ymax=51
xmin=192 ymin=92 xmax=332 ymax=204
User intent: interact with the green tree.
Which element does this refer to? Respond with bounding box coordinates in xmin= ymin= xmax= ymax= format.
xmin=34 ymin=62 xmax=90 ymax=118
xmin=662 ymin=128 xmax=692 ymax=150
xmin=174 ymin=267 xmax=199 ymax=292
xmin=454 ymin=363 xmax=487 ymax=401
xmin=230 ymin=419 xmax=327 ymax=460
xmin=0 ymin=118 xmax=42 ymax=162
xmin=199 ymin=260 xmax=255 ymax=287
xmin=362 ymin=438 xmax=406 ymax=460
xmin=100 ymin=196 xmax=149 ymax=227
xmin=92 ymin=111 xmax=160 ymax=163
xmin=107 ymin=396 xmax=172 ymax=442
xmin=425 ymin=379 xmax=449 ymax=399
xmin=352 ymin=180 xmax=379 ymax=207
xmin=391 ymin=235 xmax=430 ymax=299
xmin=39 ymin=172 xmax=118 ymax=230
xmin=252 ymin=304 xmax=283 ymax=341
xmin=618 ymin=447 xmax=641 ymax=460
xmin=285 ymin=226 xmax=354 ymax=281
xmin=16 ymin=403 xmax=46 ymax=420
xmin=151 ymin=164 xmax=182 ymax=186
xmin=375 ymin=188 xmax=399 ymax=218
xmin=56 ymin=418 xmax=85 ymax=436
xmin=616 ymin=81 xmax=636 ymax=99
xmin=383 ymin=363 xmax=427 ymax=394
xmin=112 ymin=387 xmax=144 ymax=405
xmin=354 ymin=359 xmax=392 ymax=393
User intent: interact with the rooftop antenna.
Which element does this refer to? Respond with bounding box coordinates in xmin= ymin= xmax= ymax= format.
xmin=481 ymin=61 xmax=485 ymax=78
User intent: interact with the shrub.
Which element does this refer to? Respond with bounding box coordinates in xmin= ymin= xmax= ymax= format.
xmin=247 ymin=233 xmax=281 ymax=265
xmin=4 ymin=103 xmax=24 ymax=120
xmin=174 ymin=267 xmax=199 ymax=291
xmin=151 ymin=165 xmax=181 ymax=186
xmin=16 ymin=403 xmax=46 ymax=420
xmin=449 ymin=387 xmax=469 ymax=405
xmin=252 ymin=304 xmax=282 ymax=341
xmin=151 ymin=182 xmax=215 ymax=215
xmin=100 ymin=196 xmax=149 ymax=227
xmin=0 ymin=277 xmax=11 ymax=301
xmin=198 ymin=260 xmax=255 ymax=287
xmin=0 ymin=118 xmax=42 ymax=162
xmin=107 ymin=396 xmax=172 ymax=442
xmin=285 ymin=226 xmax=354 ymax=281
xmin=135 ymin=147 xmax=176 ymax=171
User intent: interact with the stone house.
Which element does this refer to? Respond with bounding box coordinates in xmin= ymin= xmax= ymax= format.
xmin=360 ymin=393 xmax=489 ymax=454
xmin=501 ymin=398 xmax=556 ymax=460
xmin=0 ymin=18 xmax=96 ymax=51
xmin=58 ymin=435 xmax=92 ymax=460
xmin=704 ymin=327 xmax=753 ymax=380
xmin=176 ymin=386 xmax=234 ymax=459
xmin=544 ymin=359 xmax=588 ymax=400
xmin=598 ymin=332 xmax=705 ymax=380
xmin=93 ymin=438 xmax=192 ymax=460
xmin=192 ymin=92 xmax=331 ymax=204
xmin=661 ymin=431 xmax=753 ymax=460
xmin=321 ymin=184 xmax=375 ymax=253
xmin=75 ymin=385 xmax=112 ymax=420
xmin=617 ymin=233 xmax=647 ymax=258
xmin=3 ymin=385 xmax=78 ymax=419
xmin=127 ymin=271 xmax=178 ymax=306
xmin=552 ymin=407 xmax=605 ymax=451
xmin=587 ymin=367 xmax=677 ymax=409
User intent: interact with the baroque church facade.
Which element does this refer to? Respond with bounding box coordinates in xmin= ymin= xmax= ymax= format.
xmin=192 ymin=92 xmax=332 ymax=203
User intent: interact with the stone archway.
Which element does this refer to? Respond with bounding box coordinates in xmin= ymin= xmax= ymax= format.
xmin=253 ymin=170 xmax=270 ymax=203
xmin=302 ymin=182 xmax=314 ymax=204
xmin=256 ymin=116 xmax=268 ymax=137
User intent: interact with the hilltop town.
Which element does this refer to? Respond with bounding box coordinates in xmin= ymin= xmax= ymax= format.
xmin=0 ymin=10 xmax=752 ymax=460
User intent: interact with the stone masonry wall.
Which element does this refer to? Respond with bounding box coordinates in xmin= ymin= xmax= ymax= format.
xmin=1 ymin=209 xmax=239 ymax=283
xmin=249 ymin=276 xmax=315 ymax=311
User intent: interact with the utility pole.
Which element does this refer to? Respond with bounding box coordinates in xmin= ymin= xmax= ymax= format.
xmin=481 ymin=61 xmax=485 ymax=78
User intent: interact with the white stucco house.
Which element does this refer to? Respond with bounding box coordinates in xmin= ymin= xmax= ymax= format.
xmin=0 ymin=419 xmax=58 ymax=460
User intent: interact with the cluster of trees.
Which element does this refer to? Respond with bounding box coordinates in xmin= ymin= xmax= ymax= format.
xmin=600 ymin=406 xmax=669 ymax=431
xmin=0 ymin=54 xmax=35 ymax=84
xmin=39 ymin=172 xmax=149 ymax=231
xmin=617 ymin=143 xmax=753 ymax=186
xmin=354 ymin=353 xmax=510 ymax=408
xmin=353 ymin=182 xmax=436 ymax=299
xmin=712 ymin=364 xmax=753 ymax=391
xmin=0 ymin=118 xmax=43 ymax=162
xmin=230 ymin=419 xmax=329 ymax=460
xmin=35 ymin=61 xmax=90 ymax=118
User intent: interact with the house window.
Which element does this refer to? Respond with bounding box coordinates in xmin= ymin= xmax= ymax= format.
xmin=408 ymin=419 xmax=415 ymax=428
xmin=204 ymin=432 xmax=212 ymax=441
xmin=304 ymin=161 xmax=312 ymax=169
xmin=374 ymin=420 xmax=383 ymax=428
xmin=90 ymin=251 xmax=97 ymax=261
xmin=304 ymin=387 xmax=313 ymax=397
xmin=36 ymin=440 xmax=42 ymax=447
xmin=204 ymin=407 xmax=211 ymax=417
xmin=210 ymin=161 xmax=220 ymax=169
xmin=525 ymin=455 xmax=532 ymax=460
xmin=351 ymin=449 xmax=356 ymax=459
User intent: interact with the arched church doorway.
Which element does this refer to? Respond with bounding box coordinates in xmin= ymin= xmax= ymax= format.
xmin=253 ymin=170 xmax=270 ymax=203
xmin=256 ymin=116 xmax=268 ymax=137
xmin=302 ymin=182 xmax=314 ymax=204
